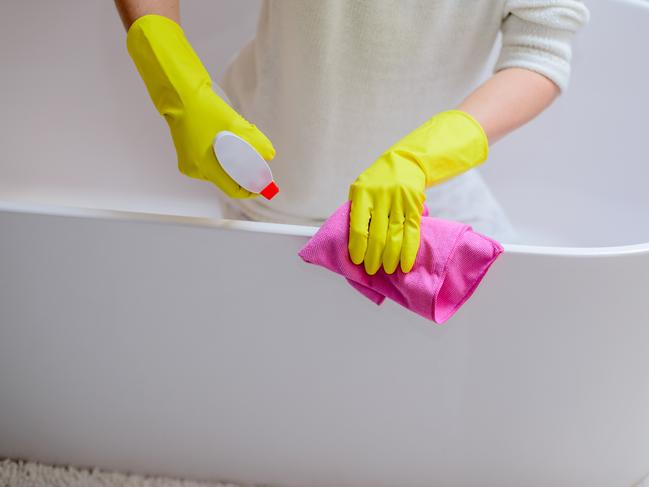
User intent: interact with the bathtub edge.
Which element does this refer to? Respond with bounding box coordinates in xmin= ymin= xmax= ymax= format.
xmin=2 ymin=200 xmax=649 ymax=258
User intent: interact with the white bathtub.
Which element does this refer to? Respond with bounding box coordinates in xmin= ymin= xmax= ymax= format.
xmin=1 ymin=1 xmax=649 ymax=486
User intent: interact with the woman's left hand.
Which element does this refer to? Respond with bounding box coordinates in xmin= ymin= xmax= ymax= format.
xmin=348 ymin=110 xmax=490 ymax=275
xmin=348 ymin=151 xmax=426 ymax=275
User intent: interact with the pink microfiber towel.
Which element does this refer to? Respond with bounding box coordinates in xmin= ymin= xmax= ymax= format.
xmin=298 ymin=201 xmax=504 ymax=323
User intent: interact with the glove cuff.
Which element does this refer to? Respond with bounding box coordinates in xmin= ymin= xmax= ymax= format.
xmin=126 ymin=14 xmax=212 ymax=117
xmin=409 ymin=109 xmax=489 ymax=188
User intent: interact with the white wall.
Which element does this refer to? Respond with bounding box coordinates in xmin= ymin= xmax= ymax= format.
xmin=2 ymin=1 xmax=649 ymax=246
xmin=0 ymin=1 xmax=261 ymax=217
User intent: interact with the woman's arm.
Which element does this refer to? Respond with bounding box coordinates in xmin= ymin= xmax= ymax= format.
xmin=457 ymin=67 xmax=559 ymax=145
xmin=467 ymin=0 xmax=589 ymax=144
xmin=114 ymin=0 xmax=179 ymax=30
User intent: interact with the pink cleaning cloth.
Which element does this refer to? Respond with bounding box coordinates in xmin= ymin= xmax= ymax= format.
xmin=298 ymin=201 xmax=504 ymax=324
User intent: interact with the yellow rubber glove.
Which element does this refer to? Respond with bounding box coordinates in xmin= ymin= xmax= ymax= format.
xmin=348 ymin=110 xmax=488 ymax=275
xmin=126 ymin=15 xmax=275 ymax=198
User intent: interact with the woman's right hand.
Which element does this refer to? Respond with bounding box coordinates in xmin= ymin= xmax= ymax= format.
xmin=126 ymin=14 xmax=275 ymax=198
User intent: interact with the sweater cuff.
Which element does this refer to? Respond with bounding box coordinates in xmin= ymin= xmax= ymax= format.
xmin=494 ymin=1 xmax=589 ymax=92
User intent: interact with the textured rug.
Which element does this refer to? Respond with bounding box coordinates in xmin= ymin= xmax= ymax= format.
xmin=0 ymin=459 xmax=250 ymax=487
xmin=4 ymin=458 xmax=648 ymax=487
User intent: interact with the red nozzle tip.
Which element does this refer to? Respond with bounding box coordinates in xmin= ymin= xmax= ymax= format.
xmin=260 ymin=181 xmax=279 ymax=200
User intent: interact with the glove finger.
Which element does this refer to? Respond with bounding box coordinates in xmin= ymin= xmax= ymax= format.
xmin=348 ymin=187 xmax=372 ymax=266
xmin=401 ymin=210 xmax=422 ymax=273
xmin=210 ymin=95 xmax=276 ymax=162
xmin=382 ymin=196 xmax=405 ymax=275
xmin=364 ymin=196 xmax=390 ymax=276
xmin=234 ymin=120 xmax=276 ymax=162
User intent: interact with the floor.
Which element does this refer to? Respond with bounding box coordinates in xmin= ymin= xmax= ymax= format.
xmin=0 ymin=459 xmax=250 ymax=487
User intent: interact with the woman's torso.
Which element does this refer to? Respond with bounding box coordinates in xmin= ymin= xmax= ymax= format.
xmin=221 ymin=0 xmax=506 ymax=225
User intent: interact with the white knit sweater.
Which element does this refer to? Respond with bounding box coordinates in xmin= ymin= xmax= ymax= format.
xmin=220 ymin=0 xmax=589 ymax=226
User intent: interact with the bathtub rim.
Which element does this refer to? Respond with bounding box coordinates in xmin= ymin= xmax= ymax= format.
xmin=1 ymin=199 xmax=648 ymax=259
xmin=610 ymin=0 xmax=649 ymax=10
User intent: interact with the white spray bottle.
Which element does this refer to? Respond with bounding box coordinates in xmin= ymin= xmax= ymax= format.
xmin=212 ymin=131 xmax=279 ymax=200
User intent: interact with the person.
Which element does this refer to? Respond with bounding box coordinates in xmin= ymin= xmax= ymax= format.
xmin=116 ymin=0 xmax=589 ymax=275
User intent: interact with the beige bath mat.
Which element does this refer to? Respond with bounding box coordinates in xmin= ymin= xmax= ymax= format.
xmin=0 ymin=459 xmax=251 ymax=487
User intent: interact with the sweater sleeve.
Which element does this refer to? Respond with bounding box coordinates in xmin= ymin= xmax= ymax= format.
xmin=494 ymin=0 xmax=589 ymax=92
